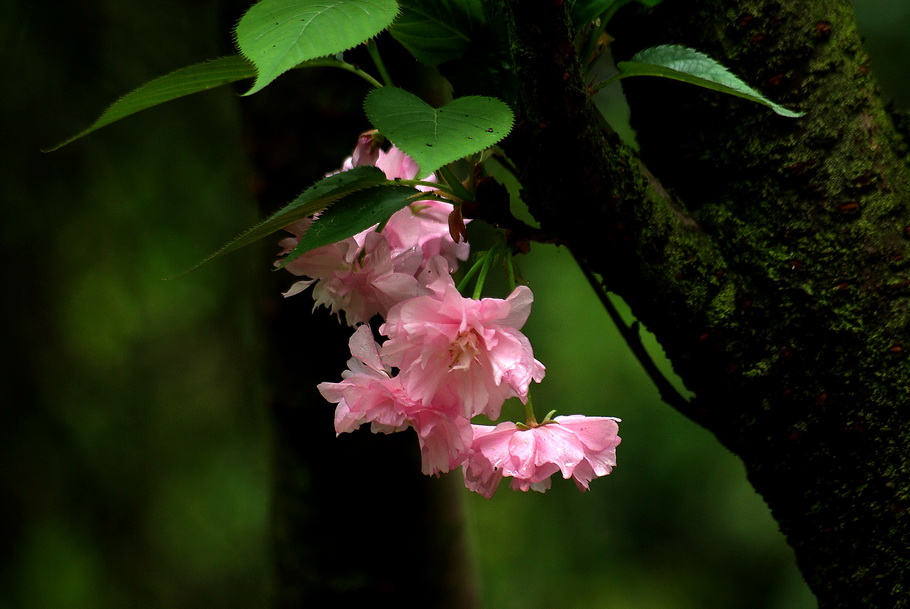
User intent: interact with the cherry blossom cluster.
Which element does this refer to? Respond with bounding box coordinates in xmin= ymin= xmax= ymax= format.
xmin=278 ymin=135 xmax=621 ymax=497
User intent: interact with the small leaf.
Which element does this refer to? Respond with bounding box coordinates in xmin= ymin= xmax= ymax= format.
xmin=570 ymin=0 xmax=620 ymax=27
xmin=364 ymin=86 xmax=514 ymax=175
xmin=614 ymin=44 xmax=803 ymax=118
xmin=279 ymin=184 xmax=421 ymax=268
xmin=570 ymin=0 xmax=660 ymax=27
xmin=389 ymin=0 xmax=485 ymax=67
xmin=46 ymin=56 xmax=256 ymax=151
xmin=178 ymin=166 xmax=391 ymax=276
xmin=235 ymin=0 xmax=399 ymax=95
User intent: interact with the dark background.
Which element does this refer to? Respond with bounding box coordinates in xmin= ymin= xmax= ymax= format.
xmin=4 ymin=1 xmax=907 ymax=607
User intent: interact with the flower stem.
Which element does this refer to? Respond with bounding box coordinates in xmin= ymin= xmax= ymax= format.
xmin=437 ymin=165 xmax=474 ymax=202
xmin=367 ymin=39 xmax=395 ymax=87
xmin=588 ymin=74 xmax=621 ymax=95
xmin=457 ymin=252 xmax=487 ymax=295
xmin=301 ymin=58 xmax=384 ymax=89
xmin=523 ymin=393 xmax=539 ymax=427
xmin=472 ymin=251 xmax=495 ymax=300
xmin=395 ymin=178 xmax=456 ymax=197
xmin=505 ymin=253 xmax=517 ymax=292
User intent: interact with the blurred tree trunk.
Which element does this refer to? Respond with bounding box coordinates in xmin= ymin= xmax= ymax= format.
xmin=242 ymin=86 xmax=479 ymax=608
xmin=214 ymin=3 xmax=479 ymax=607
xmin=503 ymin=0 xmax=910 ymax=607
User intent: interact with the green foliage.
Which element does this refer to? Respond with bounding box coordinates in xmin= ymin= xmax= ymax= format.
xmin=45 ymin=56 xmax=256 ymax=151
xmin=570 ymin=0 xmax=664 ymax=27
xmin=571 ymin=0 xmax=620 ymax=26
xmin=183 ymin=166 xmax=410 ymax=274
xmin=48 ymin=55 xmax=380 ymax=150
xmin=389 ymin=0 xmax=485 ymax=67
xmin=364 ymin=86 xmax=514 ymax=175
xmin=278 ymin=184 xmax=423 ymax=268
xmin=608 ymin=45 xmax=803 ymax=118
xmin=235 ymin=0 xmax=399 ymax=96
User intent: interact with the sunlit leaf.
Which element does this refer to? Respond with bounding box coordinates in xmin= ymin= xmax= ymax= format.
xmin=364 ymin=86 xmax=514 ymax=175
xmin=278 ymin=184 xmax=421 ymax=268
xmin=389 ymin=0 xmax=485 ymax=67
xmin=235 ymin=0 xmax=399 ymax=95
xmin=177 ymin=166 xmax=392 ymax=276
xmin=612 ymin=45 xmax=803 ymax=118
xmin=46 ymin=56 xmax=256 ymax=151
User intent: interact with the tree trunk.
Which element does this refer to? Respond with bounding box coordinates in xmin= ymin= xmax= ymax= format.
xmin=212 ymin=11 xmax=481 ymax=602
xmin=503 ymin=0 xmax=910 ymax=606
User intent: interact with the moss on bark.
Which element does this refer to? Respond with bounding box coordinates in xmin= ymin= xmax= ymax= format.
xmin=505 ymin=0 xmax=910 ymax=605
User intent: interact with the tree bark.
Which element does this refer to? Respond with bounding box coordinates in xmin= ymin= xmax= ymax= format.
xmin=503 ymin=0 xmax=910 ymax=606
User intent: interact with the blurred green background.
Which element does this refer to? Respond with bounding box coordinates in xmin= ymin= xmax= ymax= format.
xmin=4 ymin=1 xmax=908 ymax=607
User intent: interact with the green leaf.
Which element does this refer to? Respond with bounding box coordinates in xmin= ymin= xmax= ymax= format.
xmin=364 ymin=86 xmax=514 ymax=175
xmin=46 ymin=56 xmax=256 ymax=151
xmin=570 ymin=0 xmax=619 ymax=27
xmin=613 ymin=45 xmax=803 ymax=118
xmin=279 ymin=184 xmax=421 ymax=268
xmin=235 ymin=0 xmax=399 ymax=96
xmin=178 ymin=166 xmax=392 ymax=276
xmin=389 ymin=0 xmax=485 ymax=67
xmin=570 ymin=0 xmax=661 ymax=27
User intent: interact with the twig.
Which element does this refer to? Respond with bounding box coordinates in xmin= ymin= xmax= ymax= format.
xmin=571 ymin=248 xmax=692 ymax=413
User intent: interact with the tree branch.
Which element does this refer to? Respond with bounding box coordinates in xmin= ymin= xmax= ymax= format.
xmin=503 ymin=0 xmax=910 ymax=606
xmin=501 ymin=0 xmax=733 ymax=427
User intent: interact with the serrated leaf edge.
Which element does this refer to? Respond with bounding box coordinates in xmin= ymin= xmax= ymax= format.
xmin=621 ymin=44 xmax=803 ymax=118
xmin=363 ymin=91 xmax=516 ymax=175
xmin=168 ymin=168 xmax=398 ymax=278
xmin=275 ymin=183 xmax=422 ymax=270
xmin=235 ymin=0 xmax=401 ymax=96
xmin=45 ymin=55 xmax=256 ymax=152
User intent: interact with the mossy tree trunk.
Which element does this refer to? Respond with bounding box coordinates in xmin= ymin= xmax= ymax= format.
xmin=503 ymin=0 xmax=910 ymax=606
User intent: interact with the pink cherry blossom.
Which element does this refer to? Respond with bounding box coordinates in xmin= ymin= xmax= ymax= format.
xmin=462 ymin=415 xmax=622 ymax=498
xmin=278 ymin=140 xmax=467 ymax=323
xmin=281 ymin=230 xmax=424 ymax=326
xmin=408 ymin=394 xmax=474 ymax=476
xmin=382 ymin=199 xmax=470 ymax=272
xmin=379 ymin=268 xmax=545 ymax=420
xmin=317 ymin=325 xmax=411 ymax=435
xmin=375 ymin=145 xmax=421 ymax=180
xmin=358 ymin=142 xmax=469 ymax=271
xmin=348 ymin=131 xmax=382 ymax=168
xmin=318 ymin=326 xmax=474 ymax=476
xmin=340 ymin=139 xmax=420 ymax=179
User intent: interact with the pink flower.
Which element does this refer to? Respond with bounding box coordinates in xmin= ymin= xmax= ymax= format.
xmin=353 ymin=141 xmax=470 ymax=271
xmin=462 ymin=415 xmax=622 ymax=498
xmin=317 ymin=325 xmax=411 ymax=434
xmin=348 ymin=130 xmax=382 ymax=168
xmin=375 ymin=145 xmax=421 ymax=180
xmin=379 ymin=269 xmax=545 ymax=420
xmin=408 ymin=395 xmax=474 ymax=476
xmin=318 ymin=326 xmax=474 ymax=476
xmin=382 ymin=199 xmax=470 ymax=272
xmin=341 ymin=140 xmax=420 ymax=179
xmin=281 ymin=231 xmax=424 ymax=326
xmin=278 ymin=140 xmax=467 ymax=323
